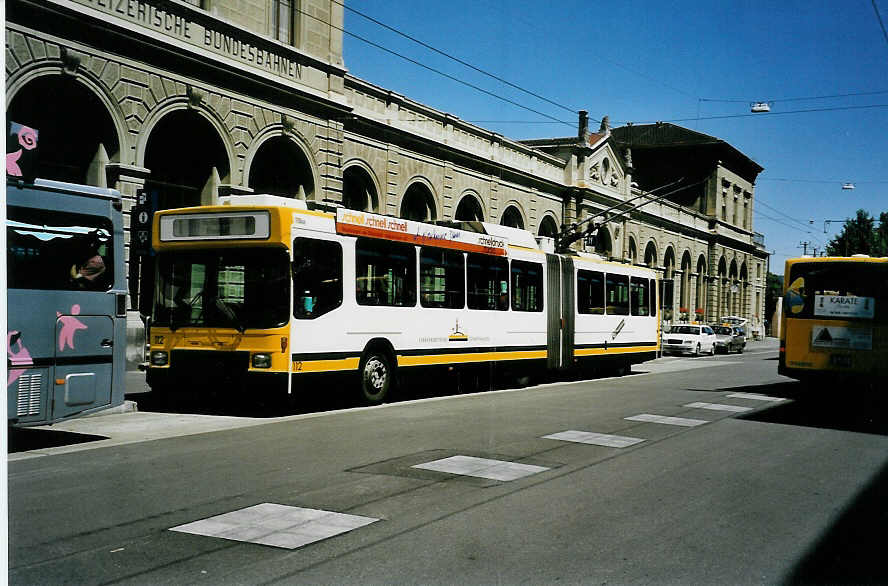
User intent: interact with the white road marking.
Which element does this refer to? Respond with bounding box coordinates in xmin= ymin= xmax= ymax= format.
xmin=412 ymin=455 xmax=549 ymax=481
xmin=170 ymin=503 xmax=378 ymax=550
xmin=726 ymin=393 xmax=787 ymax=402
xmin=625 ymin=413 xmax=708 ymax=427
xmin=542 ymin=430 xmax=645 ymax=448
xmin=684 ymin=402 xmax=753 ymax=413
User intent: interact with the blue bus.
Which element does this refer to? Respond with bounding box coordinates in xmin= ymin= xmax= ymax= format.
xmin=7 ymin=179 xmax=127 ymax=426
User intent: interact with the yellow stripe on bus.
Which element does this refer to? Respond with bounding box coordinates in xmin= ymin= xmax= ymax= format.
xmin=574 ymin=345 xmax=658 ymax=357
xmin=291 ymin=345 xmax=657 ymax=374
xmin=398 ymin=350 xmax=547 ymax=367
xmin=293 ymin=357 xmax=361 ymax=373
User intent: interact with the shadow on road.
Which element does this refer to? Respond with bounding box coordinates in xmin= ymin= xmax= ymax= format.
xmin=8 ymin=428 xmax=108 ymax=453
xmin=783 ymin=460 xmax=888 ymax=585
xmin=129 ymin=364 xmax=637 ymax=419
xmin=724 ymin=381 xmax=888 ymax=437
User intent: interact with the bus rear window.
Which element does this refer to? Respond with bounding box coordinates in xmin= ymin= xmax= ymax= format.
xmin=7 ymin=206 xmax=113 ymax=291
xmin=786 ymin=262 xmax=888 ymax=322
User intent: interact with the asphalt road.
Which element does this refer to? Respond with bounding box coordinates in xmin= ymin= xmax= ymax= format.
xmin=8 ymin=340 xmax=888 ymax=585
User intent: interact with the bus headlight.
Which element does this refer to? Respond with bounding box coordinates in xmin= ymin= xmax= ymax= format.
xmin=150 ymin=351 xmax=169 ymax=366
xmin=252 ymin=353 xmax=272 ymax=369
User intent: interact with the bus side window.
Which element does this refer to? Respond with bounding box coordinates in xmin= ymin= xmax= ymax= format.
xmin=606 ymin=273 xmax=630 ymax=316
xmin=630 ymin=277 xmax=650 ymax=316
xmin=577 ymin=269 xmax=605 ymax=314
xmin=467 ymin=253 xmax=509 ymax=311
xmin=420 ymin=247 xmax=465 ymax=309
xmin=355 ymin=238 xmax=416 ymax=307
xmin=292 ymin=238 xmax=343 ymax=319
xmin=511 ymin=260 xmax=543 ymax=312
xmin=650 ymin=278 xmax=657 ymax=317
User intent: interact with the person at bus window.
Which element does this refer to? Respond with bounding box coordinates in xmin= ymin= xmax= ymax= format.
xmin=70 ymin=233 xmax=107 ymax=290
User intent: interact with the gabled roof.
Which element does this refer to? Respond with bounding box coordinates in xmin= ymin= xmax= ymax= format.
xmin=611 ymin=122 xmax=763 ymax=175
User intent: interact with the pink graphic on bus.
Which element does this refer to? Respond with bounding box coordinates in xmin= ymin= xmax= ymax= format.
xmin=58 ymin=304 xmax=88 ymax=351
xmin=7 ymin=330 xmax=33 ymax=386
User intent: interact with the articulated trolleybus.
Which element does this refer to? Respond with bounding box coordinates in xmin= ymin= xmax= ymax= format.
xmin=147 ymin=195 xmax=659 ymax=404
xmin=780 ymin=255 xmax=888 ymax=386
xmin=7 ymin=179 xmax=127 ymax=426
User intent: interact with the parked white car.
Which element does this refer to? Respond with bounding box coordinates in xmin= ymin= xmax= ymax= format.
xmin=661 ymin=324 xmax=717 ymax=356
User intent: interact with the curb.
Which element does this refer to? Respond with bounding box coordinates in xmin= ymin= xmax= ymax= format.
xmin=84 ymin=400 xmax=139 ymax=418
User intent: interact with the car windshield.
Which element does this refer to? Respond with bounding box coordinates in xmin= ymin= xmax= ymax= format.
xmin=713 ymin=326 xmax=733 ymax=335
xmin=669 ymin=325 xmax=700 ymax=335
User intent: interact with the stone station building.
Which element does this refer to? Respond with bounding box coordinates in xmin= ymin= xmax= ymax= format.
xmin=6 ymin=0 xmax=769 ymax=369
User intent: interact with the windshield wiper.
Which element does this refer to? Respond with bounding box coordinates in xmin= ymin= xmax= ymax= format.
xmin=214 ymin=297 xmax=245 ymax=333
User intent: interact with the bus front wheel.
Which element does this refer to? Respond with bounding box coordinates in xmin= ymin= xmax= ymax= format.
xmin=359 ymin=351 xmax=392 ymax=405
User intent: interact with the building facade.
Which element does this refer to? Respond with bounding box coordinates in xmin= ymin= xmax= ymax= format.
xmin=6 ymin=0 xmax=769 ymax=364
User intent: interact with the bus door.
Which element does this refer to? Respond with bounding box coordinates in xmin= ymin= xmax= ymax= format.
xmin=53 ymin=311 xmax=115 ymax=421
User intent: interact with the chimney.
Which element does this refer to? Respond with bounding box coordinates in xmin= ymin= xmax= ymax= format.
xmin=599 ymin=115 xmax=610 ymax=134
xmin=578 ymin=110 xmax=588 ymax=139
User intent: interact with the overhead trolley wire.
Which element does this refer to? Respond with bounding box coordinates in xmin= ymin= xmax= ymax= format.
xmin=298 ymin=6 xmax=576 ymax=128
xmin=699 ymin=89 xmax=888 ymax=104
xmin=873 ymin=0 xmax=888 ymax=48
xmin=337 ymin=0 xmax=583 ymax=118
xmin=625 ymin=103 xmax=888 ymax=124
xmin=754 ymin=198 xmax=815 ymax=231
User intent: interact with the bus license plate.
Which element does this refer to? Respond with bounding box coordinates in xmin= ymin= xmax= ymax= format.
xmin=830 ymin=354 xmax=852 ymax=368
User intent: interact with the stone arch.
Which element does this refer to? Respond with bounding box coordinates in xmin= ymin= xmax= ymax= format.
xmin=538 ymin=214 xmax=559 ymax=238
xmin=717 ymin=256 xmax=729 ymax=318
xmin=6 ymin=72 xmax=124 ymax=185
xmin=663 ymin=246 xmax=676 ymax=279
xmin=341 ymin=160 xmax=380 ymax=212
xmin=400 ymin=178 xmax=438 ymax=221
xmin=141 ymin=104 xmax=232 ymax=210
xmin=696 ymin=254 xmax=708 ymax=320
xmin=454 ymin=191 xmax=485 ymax=222
xmin=500 ymin=203 xmax=526 ymax=229
xmin=247 ymin=134 xmax=316 ymax=200
xmin=137 ymin=98 xmax=235 ymax=177
xmin=628 ymin=235 xmax=638 ymax=264
xmin=244 ymin=127 xmax=319 ymax=200
xmin=680 ymin=250 xmax=693 ymax=311
xmin=595 ymin=225 xmax=613 ymax=258
xmin=644 ymin=240 xmax=659 ymax=269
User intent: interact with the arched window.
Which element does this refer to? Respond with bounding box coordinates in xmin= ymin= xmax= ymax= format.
xmin=400 ymin=182 xmax=437 ymax=222
xmin=455 ymin=194 xmax=484 ymax=222
xmin=342 ymin=165 xmax=378 ymax=212
xmin=249 ymin=136 xmax=314 ymax=200
xmin=145 ymin=109 xmax=229 ymax=210
xmin=538 ymin=215 xmax=558 ymax=238
xmin=500 ymin=205 xmax=525 ymax=229
xmin=8 ymin=75 xmax=120 ymax=186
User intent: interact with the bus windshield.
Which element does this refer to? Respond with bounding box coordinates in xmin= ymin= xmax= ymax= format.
xmin=786 ymin=261 xmax=888 ymax=322
xmin=153 ymin=249 xmax=290 ymax=330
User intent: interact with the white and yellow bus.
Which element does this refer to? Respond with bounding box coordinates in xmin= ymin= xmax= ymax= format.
xmin=146 ymin=195 xmax=660 ymax=405
xmin=780 ymin=256 xmax=888 ymax=386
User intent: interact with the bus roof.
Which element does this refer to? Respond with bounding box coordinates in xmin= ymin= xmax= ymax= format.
xmin=785 ymin=256 xmax=888 ymax=266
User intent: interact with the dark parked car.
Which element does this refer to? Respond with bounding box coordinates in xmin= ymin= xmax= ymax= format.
xmin=712 ymin=326 xmax=745 ymax=354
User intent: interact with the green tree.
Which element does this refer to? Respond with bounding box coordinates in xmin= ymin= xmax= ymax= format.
xmin=764 ymin=272 xmax=783 ymax=330
xmin=826 ymin=209 xmax=879 ymax=256
xmin=876 ymin=212 xmax=888 ymax=257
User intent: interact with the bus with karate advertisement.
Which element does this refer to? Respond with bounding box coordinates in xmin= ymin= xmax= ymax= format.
xmin=779 ymin=256 xmax=888 ymax=386
xmin=7 ymin=179 xmax=127 ymax=426
xmin=146 ymin=194 xmax=660 ymax=405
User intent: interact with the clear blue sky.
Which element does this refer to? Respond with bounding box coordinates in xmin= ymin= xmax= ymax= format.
xmin=340 ymin=0 xmax=888 ymax=274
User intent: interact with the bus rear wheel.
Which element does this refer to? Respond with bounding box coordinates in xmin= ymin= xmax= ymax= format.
xmin=359 ymin=351 xmax=392 ymax=405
